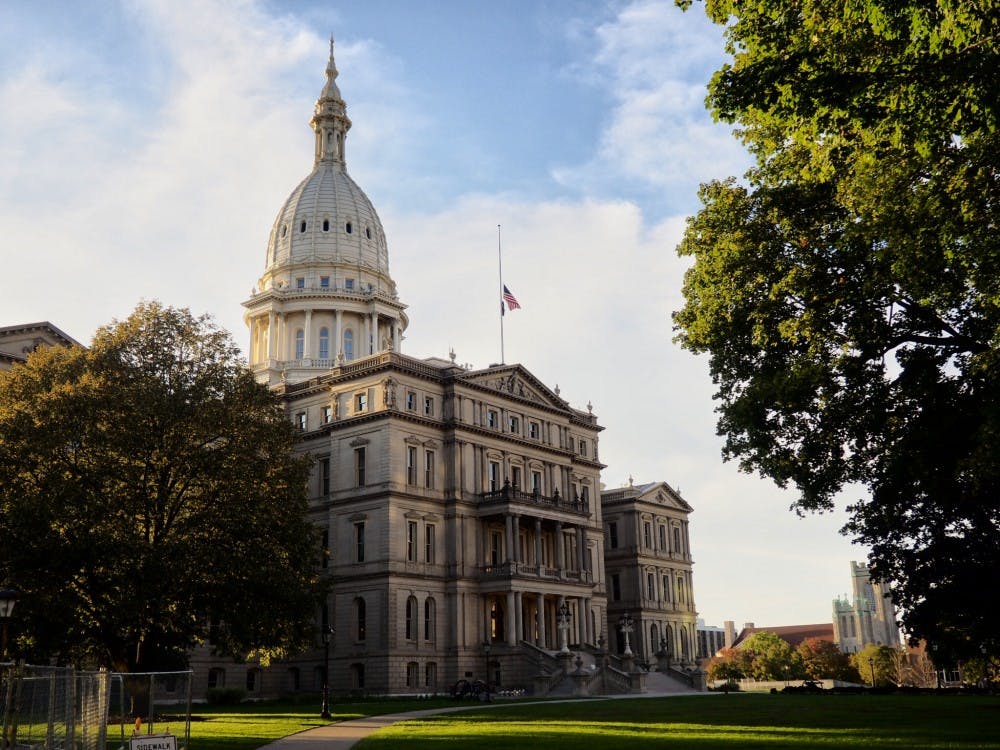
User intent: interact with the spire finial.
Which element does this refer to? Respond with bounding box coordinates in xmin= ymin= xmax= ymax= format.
xmin=326 ymin=35 xmax=339 ymax=83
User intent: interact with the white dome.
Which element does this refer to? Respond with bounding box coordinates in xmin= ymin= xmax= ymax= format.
xmin=263 ymin=165 xmax=393 ymax=294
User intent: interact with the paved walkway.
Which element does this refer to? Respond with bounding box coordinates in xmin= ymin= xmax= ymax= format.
xmin=259 ymin=687 xmax=715 ymax=750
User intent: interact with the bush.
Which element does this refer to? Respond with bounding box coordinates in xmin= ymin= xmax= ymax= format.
xmin=207 ymin=688 xmax=246 ymax=705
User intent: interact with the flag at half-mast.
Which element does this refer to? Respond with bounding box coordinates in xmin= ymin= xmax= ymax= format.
xmin=502 ymin=285 xmax=522 ymax=312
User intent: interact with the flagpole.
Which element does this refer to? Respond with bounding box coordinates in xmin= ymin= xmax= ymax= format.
xmin=497 ymin=223 xmax=505 ymax=364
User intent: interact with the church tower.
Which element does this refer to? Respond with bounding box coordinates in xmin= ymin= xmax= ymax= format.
xmin=243 ymin=39 xmax=408 ymax=386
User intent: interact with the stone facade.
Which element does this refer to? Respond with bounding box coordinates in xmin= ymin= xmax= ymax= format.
xmin=0 ymin=322 xmax=79 ymax=371
xmin=832 ymin=560 xmax=901 ymax=653
xmin=601 ymin=481 xmax=698 ymax=667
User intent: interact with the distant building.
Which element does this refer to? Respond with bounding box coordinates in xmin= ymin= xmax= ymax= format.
xmin=601 ymin=480 xmax=698 ymax=665
xmin=832 ymin=561 xmax=901 ymax=653
xmin=696 ymin=619 xmax=726 ymax=659
xmin=0 ymin=322 xmax=80 ymax=371
xmin=732 ymin=622 xmax=835 ymax=650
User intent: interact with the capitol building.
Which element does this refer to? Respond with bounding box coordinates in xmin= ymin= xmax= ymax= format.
xmin=188 ymin=43 xmax=699 ymax=697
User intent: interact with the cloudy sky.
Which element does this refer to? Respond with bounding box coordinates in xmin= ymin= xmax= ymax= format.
xmin=1 ymin=0 xmax=869 ymax=629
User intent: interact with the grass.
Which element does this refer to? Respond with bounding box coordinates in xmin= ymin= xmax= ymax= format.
xmin=352 ymin=693 xmax=1000 ymax=749
xmin=138 ymin=697 xmax=455 ymax=750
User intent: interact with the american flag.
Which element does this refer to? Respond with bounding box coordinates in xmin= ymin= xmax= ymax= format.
xmin=503 ymin=285 xmax=521 ymax=311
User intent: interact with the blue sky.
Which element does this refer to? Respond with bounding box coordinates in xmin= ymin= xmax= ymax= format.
xmin=1 ymin=0 xmax=868 ymax=631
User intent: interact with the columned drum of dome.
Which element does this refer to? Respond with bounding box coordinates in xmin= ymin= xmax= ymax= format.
xmin=243 ymin=39 xmax=408 ymax=385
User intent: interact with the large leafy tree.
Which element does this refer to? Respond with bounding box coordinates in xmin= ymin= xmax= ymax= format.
xmin=796 ymin=637 xmax=859 ymax=682
xmin=674 ymin=1 xmax=1000 ymax=660
xmin=0 ymin=302 xmax=321 ymax=671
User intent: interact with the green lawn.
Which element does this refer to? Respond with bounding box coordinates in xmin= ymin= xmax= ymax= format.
xmin=163 ymin=698 xmax=455 ymax=750
xmin=353 ymin=694 xmax=1000 ymax=749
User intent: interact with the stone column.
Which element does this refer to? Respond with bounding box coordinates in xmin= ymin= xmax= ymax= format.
xmin=512 ymin=515 xmax=521 ymax=564
xmin=370 ymin=310 xmax=378 ymax=354
xmin=506 ymin=591 xmax=516 ymax=646
xmin=556 ymin=522 xmax=565 ymax=573
xmin=537 ymin=593 xmax=546 ymax=650
xmin=576 ymin=527 xmax=586 ymax=574
xmin=267 ymin=311 xmax=276 ymax=359
xmin=334 ymin=310 xmax=343 ymax=360
xmin=304 ymin=309 xmax=313 ymax=360
xmin=534 ymin=519 xmax=543 ymax=573
xmin=515 ymin=591 xmax=523 ymax=643
xmin=505 ymin=515 xmax=515 ymax=564
xmin=583 ymin=597 xmax=592 ymax=644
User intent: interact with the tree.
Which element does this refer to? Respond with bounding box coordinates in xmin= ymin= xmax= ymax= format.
xmin=796 ymin=638 xmax=859 ymax=682
xmin=0 ymin=302 xmax=322 ymax=671
xmin=740 ymin=632 xmax=802 ymax=681
xmin=673 ymin=1 xmax=1000 ymax=660
xmin=706 ymin=646 xmax=753 ymax=683
xmin=851 ymin=644 xmax=898 ymax=687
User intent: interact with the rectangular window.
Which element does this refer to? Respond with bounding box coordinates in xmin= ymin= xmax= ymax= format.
xmin=406 ymin=446 xmax=417 ymax=485
xmin=295 ymin=277 xmax=305 ymax=289
xmin=319 ymin=457 xmax=330 ymax=496
xmin=529 ymin=421 xmax=539 ymax=439
xmin=355 ymin=393 xmax=367 ymax=413
xmin=659 ymin=525 xmax=666 ymax=551
xmin=355 ymin=447 xmax=367 ymax=487
xmin=406 ymin=391 xmax=416 ymax=410
xmin=611 ymin=573 xmax=621 ymax=601
xmin=345 ymin=278 xmax=355 ymax=290
xmin=508 ymin=415 xmax=519 ymax=433
xmin=647 ymin=572 xmax=655 ymax=599
xmin=425 ymin=524 xmax=435 ymax=563
xmin=581 ymin=486 xmax=590 ymax=504
xmin=295 ymin=412 xmax=306 ymax=430
xmin=531 ymin=470 xmax=542 ymax=494
xmin=511 ymin=466 xmax=522 ymax=489
xmin=663 ymin=575 xmax=670 ymax=601
xmin=322 ymin=405 xmax=333 ymax=423
xmin=424 ymin=449 xmax=435 ymax=488
xmin=407 ymin=521 xmax=417 ymax=562
xmin=644 ymin=522 xmax=652 ymax=548
xmin=354 ymin=521 xmax=365 ymax=563
xmin=320 ymin=276 xmax=330 ymax=288
xmin=580 ymin=439 xmax=588 ymax=456
xmin=490 ymin=531 xmax=502 ymax=566
xmin=608 ymin=522 xmax=618 ymax=549
xmin=488 ymin=461 xmax=501 ymax=491
xmin=487 ymin=409 xmax=498 ymax=428
xmin=424 ymin=396 xmax=434 ymax=416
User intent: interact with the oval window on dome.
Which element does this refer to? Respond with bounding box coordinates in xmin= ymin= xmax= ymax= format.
xmin=300 ymin=220 xmax=307 ymax=233
xmin=281 ymin=225 xmax=287 ymax=238
xmin=323 ymin=219 xmax=330 ymax=232
xmin=365 ymin=227 xmax=372 ymax=239
xmin=345 ymin=222 xmax=353 ymax=234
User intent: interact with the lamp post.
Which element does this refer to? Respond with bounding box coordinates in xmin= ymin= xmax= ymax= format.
xmin=0 ymin=588 xmax=17 ymax=660
xmin=557 ymin=601 xmax=572 ymax=654
xmin=868 ymin=656 xmax=876 ymax=688
xmin=483 ymin=641 xmax=492 ymax=700
xmin=618 ymin=612 xmax=634 ymax=657
xmin=320 ymin=625 xmax=334 ymax=719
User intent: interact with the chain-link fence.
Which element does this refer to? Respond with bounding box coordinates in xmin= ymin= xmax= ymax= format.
xmin=1 ymin=663 xmax=110 ymax=750
xmin=107 ymin=673 xmax=191 ymax=750
xmin=1 ymin=666 xmax=191 ymax=750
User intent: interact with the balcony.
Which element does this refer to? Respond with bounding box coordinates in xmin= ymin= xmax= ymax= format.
xmin=479 ymin=483 xmax=590 ymax=517
xmin=479 ymin=561 xmax=593 ymax=584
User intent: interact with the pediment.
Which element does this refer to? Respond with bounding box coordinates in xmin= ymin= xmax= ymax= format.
xmin=637 ymin=482 xmax=693 ymax=513
xmin=460 ymin=364 xmax=567 ymax=410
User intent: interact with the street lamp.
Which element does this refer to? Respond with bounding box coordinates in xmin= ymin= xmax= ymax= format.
xmin=0 ymin=588 xmax=17 ymax=659
xmin=557 ymin=601 xmax=572 ymax=654
xmin=320 ymin=625 xmax=334 ymax=719
xmin=483 ymin=641 xmax=492 ymax=700
xmin=868 ymin=656 xmax=876 ymax=688
xmin=618 ymin=612 xmax=634 ymax=657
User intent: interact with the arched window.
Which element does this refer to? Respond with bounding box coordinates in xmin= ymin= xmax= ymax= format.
xmin=406 ymin=662 xmax=419 ymax=687
xmin=677 ymin=576 xmax=685 ymax=604
xmin=207 ymin=668 xmax=225 ymax=689
xmin=245 ymin=668 xmax=261 ymax=692
xmin=319 ymin=327 xmax=329 ymax=360
xmin=300 ymin=220 xmax=307 ymax=233
xmin=323 ymin=219 xmax=330 ymax=232
xmin=405 ymin=596 xmax=417 ymax=640
xmin=665 ymin=625 xmax=674 ymax=657
xmin=424 ymin=597 xmax=436 ymax=641
xmin=425 ymin=662 xmax=437 ymax=688
xmin=345 ymin=221 xmax=353 ymax=234
xmin=650 ymin=623 xmax=659 ymax=655
xmin=287 ymin=667 xmax=300 ymax=691
xmin=343 ymin=329 xmax=354 ymax=361
xmin=295 ymin=329 xmax=304 ymax=360
xmin=355 ymin=597 xmax=366 ymax=641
